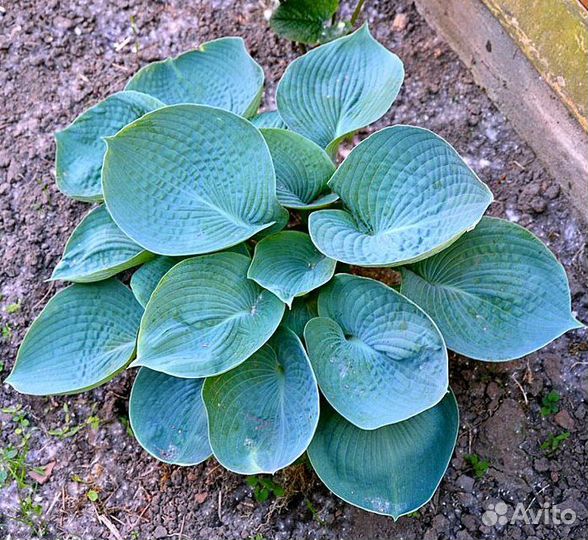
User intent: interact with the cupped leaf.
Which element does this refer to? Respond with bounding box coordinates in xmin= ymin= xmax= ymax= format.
xmin=281 ymin=296 xmax=318 ymax=338
xmin=307 ymin=391 xmax=459 ymax=519
xmin=276 ymin=24 xmax=404 ymax=151
xmin=135 ymin=253 xmax=285 ymax=378
xmin=130 ymin=256 xmax=181 ymax=308
xmin=6 ymin=280 xmax=143 ymax=395
xmin=309 ymin=126 xmax=493 ymax=267
xmin=250 ymin=111 xmax=287 ymax=129
xmin=203 ymin=327 xmax=319 ymax=474
xmin=270 ymin=0 xmax=340 ymax=45
xmin=55 ymin=91 xmax=163 ymax=202
xmin=51 ymin=205 xmax=153 ymax=283
xmin=248 ymin=231 xmax=336 ymax=307
xmin=126 ymin=37 xmax=264 ymax=117
xmin=129 ymin=368 xmax=211 ymax=465
xmin=260 ymin=128 xmax=337 ymax=209
xmin=304 ymin=274 xmax=448 ymax=429
xmin=400 ymin=217 xmax=583 ymax=361
xmin=102 ymin=105 xmax=282 ymax=256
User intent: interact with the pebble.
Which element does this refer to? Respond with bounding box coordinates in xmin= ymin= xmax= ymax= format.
xmin=534 ymin=457 xmax=550 ymax=472
xmin=456 ymin=474 xmax=475 ymax=492
xmin=554 ymin=410 xmax=575 ymax=431
xmin=544 ymin=184 xmax=560 ymax=199
xmin=392 ymin=13 xmax=410 ymax=32
xmin=530 ymin=196 xmax=547 ymax=213
xmin=153 ymin=525 xmax=168 ymax=539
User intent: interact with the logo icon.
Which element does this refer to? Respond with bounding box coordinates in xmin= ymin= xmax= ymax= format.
xmin=482 ymin=501 xmax=509 ymax=526
xmin=481 ymin=499 xmax=577 ymax=527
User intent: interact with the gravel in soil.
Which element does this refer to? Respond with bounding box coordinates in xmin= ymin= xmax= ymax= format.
xmin=1 ymin=1 xmax=587 ymax=539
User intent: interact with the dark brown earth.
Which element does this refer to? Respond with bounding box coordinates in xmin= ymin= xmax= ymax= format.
xmin=1 ymin=1 xmax=587 ymax=539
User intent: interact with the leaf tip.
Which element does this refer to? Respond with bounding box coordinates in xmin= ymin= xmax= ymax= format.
xmin=3 ymin=370 xmax=23 ymax=393
xmin=570 ymin=316 xmax=586 ymax=331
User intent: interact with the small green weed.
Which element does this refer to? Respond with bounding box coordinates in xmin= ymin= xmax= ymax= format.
xmin=119 ymin=414 xmax=134 ymax=437
xmin=541 ymin=431 xmax=570 ymax=455
xmin=6 ymin=302 xmax=21 ymax=314
xmin=0 ymin=406 xmax=47 ymax=535
xmin=540 ymin=390 xmax=560 ymax=417
xmin=2 ymin=324 xmax=12 ymax=341
xmin=47 ymin=403 xmax=100 ymax=439
xmin=246 ymin=475 xmax=285 ymax=503
xmin=464 ymin=454 xmax=490 ymax=479
xmin=305 ymin=498 xmax=326 ymax=525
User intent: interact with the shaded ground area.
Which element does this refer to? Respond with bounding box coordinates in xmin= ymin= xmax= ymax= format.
xmin=1 ymin=1 xmax=586 ymax=539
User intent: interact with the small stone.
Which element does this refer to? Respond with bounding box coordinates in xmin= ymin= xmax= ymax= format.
xmin=432 ymin=514 xmax=449 ymax=531
xmin=195 ymin=492 xmax=208 ymax=504
xmin=534 ymin=457 xmax=550 ymax=472
xmin=544 ymin=184 xmax=560 ymax=200
xmin=486 ymin=381 xmax=502 ymax=400
xmin=392 ymin=13 xmax=410 ymax=32
xmin=54 ymin=15 xmax=74 ymax=30
xmin=543 ymin=354 xmax=561 ymax=384
xmin=153 ymin=525 xmax=168 ymax=539
xmin=554 ymin=410 xmax=575 ymax=431
xmin=171 ymin=468 xmax=183 ymax=486
xmin=551 ymin=471 xmax=560 ymax=483
xmin=530 ymin=196 xmax=547 ymax=213
xmin=559 ymin=498 xmax=587 ymax=521
xmin=457 ymin=492 xmax=477 ymax=507
xmin=457 ymin=474 xmax=475 ymax=492
xmin=462 ymin=514 xmax=478 ymax=531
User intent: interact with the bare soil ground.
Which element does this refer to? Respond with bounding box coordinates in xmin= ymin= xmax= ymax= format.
xmin=1 ymin=1 xmax=586 ymax=539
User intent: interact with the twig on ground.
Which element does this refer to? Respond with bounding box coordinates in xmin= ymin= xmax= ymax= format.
xmin=217 ymin=489 xmax=223 ymax=521
xmin=511 ymin=373 xmax=528 ymax=405
xmin=94 ymin=506 xmax=123 ymax=540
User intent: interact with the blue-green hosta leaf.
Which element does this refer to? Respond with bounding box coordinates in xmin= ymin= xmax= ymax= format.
xmin=126 ymin=37 xmax=264 ymax=117
xmin=309 ymin=126 xmax=493 ymax=267
xmin=304 ymin=274 xmax=448 ymax=429
xmin=248 ymin=231 xmax=336 ymax=307
xmin=130 ymin=244 xmax=250 ymax=307
xmin=253 ymin=205 xmax=290 ymax=240
xmin=130 ymin=256 xmax=181 ymax=308
xmin=276 ymin=25 xmax=404 ymax=151
xmin=281 ymin=296 xmax=318 ymax=338
xmin=135 ymin=253 xmax=285 ymax=377
xmin=260 ymin=128 xmax=337 ymax=210
xmin=400 ymin=217 xmax=583 ymax=361
xmin=250 ymin=111 xmax=287 ymax=129
xmin=307 ymin=391 xmax=459 ymax=518
xmin=203 ymin=327 xmax=319 ymax=474
xmin=6 ymin=280 xmax=143 ymax=395
xmin=102 ymin=105 xmax=282 ymax=256
xmin=51 ymin=205 xmax=153 ymax=283
xmin=55 ymin=91 xmax=163 ymax=202
xmin=270 ymin=0 xmax=340 ymax=45
xmin=129 ymin=368 xmax=211 ymax=465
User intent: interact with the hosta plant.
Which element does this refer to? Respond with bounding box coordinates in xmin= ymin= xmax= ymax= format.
xmin=6 ymin=27 xmax=583 ymax=518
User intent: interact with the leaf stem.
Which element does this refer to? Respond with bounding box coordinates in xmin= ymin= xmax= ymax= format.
xmin=350 ymin=0 xmax=366 ymax=26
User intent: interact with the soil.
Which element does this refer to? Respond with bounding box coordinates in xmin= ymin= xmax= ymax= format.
xmin=1 ymin=1 xmax=587 ymax=539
